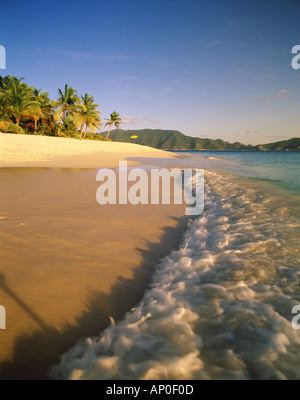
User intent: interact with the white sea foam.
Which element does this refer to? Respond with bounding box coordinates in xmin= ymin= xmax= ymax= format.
xmin=50 ymin=171 xmax=300 ymax=380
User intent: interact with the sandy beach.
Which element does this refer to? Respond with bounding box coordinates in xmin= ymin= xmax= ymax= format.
xmin=0 ymin=133 xmax=188 ymax=379
xmin=2 ymin=0 xmax=300 ymax=381
xmin=0 ymin=133 xmax=173 ymax=168
xmin=1 ymin=134 xmax=300 ymax=380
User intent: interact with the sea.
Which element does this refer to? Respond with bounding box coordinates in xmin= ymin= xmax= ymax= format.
xmin=50 ymin=150 xmax=300 ymax=380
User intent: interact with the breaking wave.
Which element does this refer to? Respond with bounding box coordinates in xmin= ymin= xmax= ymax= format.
xmin=49 ymin=171 xmax=300 ymax=380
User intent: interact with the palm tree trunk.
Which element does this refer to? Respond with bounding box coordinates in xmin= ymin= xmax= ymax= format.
xmin=106 ymin=123 xmax=113 ymax=139
xmin=79 ymin=124 xmax=84 ymax=138
xmin=34 ymin=118 xmax=38 ymax=134
xmin=83 ymin=126 xmax=88 ymax=138
xmin=57 ymin=115 xmax=64 ymax=136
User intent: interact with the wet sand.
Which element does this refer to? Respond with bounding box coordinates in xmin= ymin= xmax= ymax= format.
xmin=0 ymin=138 xmax=188 ymax=379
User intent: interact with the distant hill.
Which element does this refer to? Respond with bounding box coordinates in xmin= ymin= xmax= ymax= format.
xmin=103 ymin=129 xmax=300 ymax=151
xmin=256 ymin=137 xmax=300 ymax=151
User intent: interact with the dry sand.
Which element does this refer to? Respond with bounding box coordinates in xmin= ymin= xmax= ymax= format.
xmin=0 ymin=133 xmax=173 ymax=168
xmin=0 ymin=133 xmax=188 ymax=379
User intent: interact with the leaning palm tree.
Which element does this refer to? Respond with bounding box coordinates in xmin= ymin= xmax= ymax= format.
xmin=79 ymin=93 xmax=102 ymax=138
xmin=104 ymin=111 xmax=121 ymax=139
xmin=53 ymin=84 xmax=82 ymax=136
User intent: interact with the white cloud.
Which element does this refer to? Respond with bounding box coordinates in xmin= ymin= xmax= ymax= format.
xmin=255 ymin=89 xmax=287 ymax=102
xmin=57 ymin=48 xmax=137 ymax=62
xmin=152 ymin=58 xmax=172 ymax=67
xmin=117 ymin=76 xmax=139 ymax=81
xmin=267 ymin=49 xmax=286 ymax=56
xmin=245 ymin=130 xmax=260 ymax=135
xmin=121 ymin=115 xmax=160 ymax=125
xmin=161 ymin=87 xmax=173 ymax=94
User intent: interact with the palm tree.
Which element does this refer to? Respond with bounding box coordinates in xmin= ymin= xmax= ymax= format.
xmin=0 ymin=76 xmax=27 ymax=133
xmin=0 ymin=88 xmax=9 ymax=122
xmin=82 ymin=109 xmax=102 ymax=138
xmin=0 ymin=75 xmax=23 ymax=93
xmin=31 ymin=89 xmax=51 ymax=134
xmin=53 ymin=84 xmax=82 ymax=136
xmin=3 ymin=77 xmax=41 ymax=128
xmin=105 ymin=111 xmax=121 ymax=139
xmin=79 ymin=93 xmax=102 ymax=138
xmin=0 ymin=76 xmax=22 ymax=122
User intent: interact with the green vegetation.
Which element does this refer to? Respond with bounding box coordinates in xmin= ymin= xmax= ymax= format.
xmin=104 ymin=111 xmax=122 ymax=139
xmin=256 ymin=138 xmax=300 ymax=151
xmin=79 ymin=93 xmax=102 ymax=138
xmin=0 ymin=75 xmax=108 ymax=140
xmin=107 ymin=129 xmax=300 ymax=151
xmin=53 ymin=84 xmax=83 ymax=136
xmin=1 ymin=75 xmax=299 ymax=151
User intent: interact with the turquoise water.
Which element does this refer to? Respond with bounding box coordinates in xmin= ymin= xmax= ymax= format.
xmin=170 ymin=151 xmax=300 ymax=194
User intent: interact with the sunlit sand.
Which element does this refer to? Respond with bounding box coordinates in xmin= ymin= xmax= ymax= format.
xmin=0 ymin=134 xmax=187 ymax=379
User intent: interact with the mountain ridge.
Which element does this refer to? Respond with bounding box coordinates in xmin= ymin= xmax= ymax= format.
xmin=104 ymin=129 xmax=300 ymax=151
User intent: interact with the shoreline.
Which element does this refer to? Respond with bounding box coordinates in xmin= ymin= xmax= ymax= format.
xmin=0 ymin=133 xmax=189 ymax=379
xmin=1 ymin=133 xmax=299 ymax=379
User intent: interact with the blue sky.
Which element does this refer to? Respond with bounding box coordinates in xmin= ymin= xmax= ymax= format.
xmin=1 ymin=0 xmax=300 ymax=144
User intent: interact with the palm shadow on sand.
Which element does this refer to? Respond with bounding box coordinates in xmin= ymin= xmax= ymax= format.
xmin=0 ymin=216 xmax=189 ymax=380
